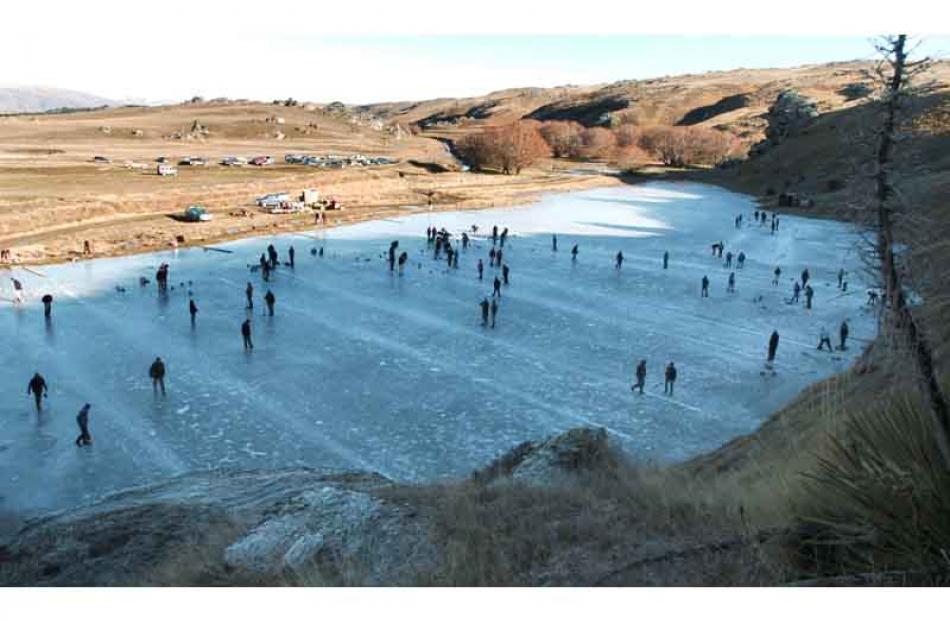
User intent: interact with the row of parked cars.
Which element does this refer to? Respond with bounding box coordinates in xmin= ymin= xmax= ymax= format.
xmin=283 ymin=153 xmax=398 ymax=168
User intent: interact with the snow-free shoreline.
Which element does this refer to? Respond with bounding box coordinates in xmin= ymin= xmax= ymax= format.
xmin=1 ymin=182 xmax=874 ymax=517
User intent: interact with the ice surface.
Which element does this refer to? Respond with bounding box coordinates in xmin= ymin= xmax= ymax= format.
xmin=0 ymin=182 xmax=876 ymax=516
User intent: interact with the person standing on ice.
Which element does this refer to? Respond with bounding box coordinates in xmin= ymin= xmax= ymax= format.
xmin=663 ymin=251 xmax=669 ymax=270
xmin=571 ymin=244 xmax=578 ymax=262
xmin=767 ymin=330 xmax=780 ymax=363
xmin=75 ymin=404 xmax=92 ymax=447
xmin=791 ymin=281 xmax=801 ymax=304
xmin=500 ymin=228 xmax=509 ymax=247
xmin=492 ymin=226 xmax=499 ymax=245
xmin=267 ymin=244 xmax=279 ymax=269
xmin=496 ymin=249 xmax=503 ymax=267
xmin=241 ymin=319 xmax=253 ymax=350
xmin=462 ymin=232 xmax=469 ymax=249
xmin=434 ymin=236 xmax=443 ymax=259
xmin=837 ymin=268 xmax=846 ymax=289
xmin=446 ymin=245 xmax=455 ymax=268
xmin=633 ymin=360 xmax=647 ymax=394
xmin=245 ymin=282 xmax=254 ymax=310
xmin=817 ymin=326 xmax=833 ymax=352
xmin=480 ymin=298 xmax=490 ymax=327
xmin=552 ymin=234 xmax=558 ymax=252
xmin=839 ymin=320 xmax=850 ymax=350
xmin=737 ymin=252 xmax=746 ymax=269
xmin=493 ymin=276 xmax=502 ymax=298
xmin=149 ymin=357 xmax=166 ymax=397
xmin=724 ymin=251 xmax=733 ymax=268
xmin=502 ymin=264 xmax=510 ymax=285
xmin=488 ymin=247 xmax=496 ymax=267
xmin=453 ymin=251 xmax=459 ymax=269
xmin=42 ymin=294 xmax=53 ymax=318
xmin=189 ymin=298 xmax=198 ymax=326
xmin=772 ymin=266 xmax=781 ymax=286
xmin=615 ymin=251 xmax=624 ymax=270
xmin=801 ymin=268 xmax=810 ymax=288
xmin=264 ymin=290 xmax=276 ymax=316
xmin=262 ymin=260 xmax=271 ymax=282
xmin=288 ymin=245 xmax=296 ymax=268
xmin=701 ymin=275 xmax=710 ymax=298
xmin=664 ymin=362 xmax=677 ymax=396
xmin=477 ymin=259 xmax=484 ymax=281
xmin=398 ymin=252 xmax=408 ymax=272
xmin=27 ymin=372 xmax=48 ymax=411
xmin=804 ymin=284 xmax=814 ymax=310
xmin=490 ymin=298 xmax=499 ymax=328
xmin=727 ymin=272 xmax=736 ymax=293
xmin=388 ymin=241 xmax=398 ymax=271
xmin=770 ymin=219 xmax=777 ymax=235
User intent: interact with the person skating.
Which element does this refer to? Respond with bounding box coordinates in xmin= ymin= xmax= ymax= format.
xmin=754 ymin=210 xmax=760 ymax=223
xmin=492 ymin=225 xmax=498 ymax=245
xmin=264 ymin=290 xmax=276 ymax=316
xmin=571 ymin=244 xmax=578 ymax=262
xmin=262 ymin=260 xmax=271 ymax=282
xmin=701 ymin=275 xmax=710 ymax=298
xmin=633 ymin=360 xmax=647 ymax=394
xmin=189 ymin=298 xmax=198 ymax=326
xmin=664 ymin=362 xmax=677 ymax=396
xmin=493 ymin=276 xmax=502 ymax=298
xmin=500 ymin=227 xmax=509 ymax=247
xmin=552 ymin=234 xmax=558 ymax=252
xmin=480 ymin=298 xmax=490 ymax=327
xmin=27 ymin=372 xmax=48 ymax=411
xmin=490 ymin=298 xmax=498 ymax=328
xmin=837 ymin=268 xmax=845 ymax=289
xmin=434 ymin=237 xmax=443 ymax=259
xmin=477 ymin=259 xmax=484 ymax=281
xmin=398 ymin=251 xmax=408 ymax=272
xmin=791 ymin=281 xmax=801 ymax=304
xmin=770 ymin=219 xmax=776 ymax=234
xmin=804 ymin=284 xmax=814 ymax=310
xmin=663 ymin=251 xmax=669 ymax=270
xmin=801 ymin=268 xmax=810 ymax=288
xmin=838 ymin=320 xmax=850 ymax=351
xmin=767 ymin=330 xmax=780 ymax=363
xmin=259 ymin=253 xmax=268 ymax=272
xmin=267 ymin=244 xmax=279 ymax=269
xmin=727 ymin=272 xmax=736 ymax=293
xmin=615 ymin=251 xmax=624 ymax=270
xmin=446 ymin=246 xmax=454 ymax=268
xmin=502 ymin=264 xmax=510 ymax=285
xmin=495 ymin=249 xmax=503 ymax=267
xmin=772 ymin=266 xmax=781 ymax=286
xmin=488 ymin=247 xmax=496 ymax=267
xmin=737 ymin=251 xmax=745 ymax=269
xmin=717 ymin=241 xmax=724 ymax=258
xmin=245 ymin=282 xmax=254 ymax=310
xmin=42 ymin=293 xmax=53 ymax=318
xmin=241 ymin=319 xmax=253 ymax=350
xmin=288 ymin=245 xmax=296 ymax=268
xmin=75 ymin=404 xmax=92 ymax=447
xmin=867 ymin=289 xmax=879 ymax=305
xmin=817 ymin=326 xmax=833 ymax=352
xmin=725 ymin=251 xmax=733 ymax=268
xmin=388 ymin=241 xmax=398 ymax=271
xmin=149 ymin=357 xmax=166 ymax=396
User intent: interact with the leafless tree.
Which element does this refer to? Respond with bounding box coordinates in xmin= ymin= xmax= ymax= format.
xmin=864 ymin=34 xmax=950 ymax=450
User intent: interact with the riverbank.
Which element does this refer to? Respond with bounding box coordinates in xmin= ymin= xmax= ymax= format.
xmin=0 ymin=165 xmax=620 ymax=268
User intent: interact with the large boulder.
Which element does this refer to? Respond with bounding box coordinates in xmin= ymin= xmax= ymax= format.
xmin=0 ymin=469 xmax=435 ymax=586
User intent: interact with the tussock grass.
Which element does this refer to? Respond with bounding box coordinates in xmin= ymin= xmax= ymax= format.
xmin=790 ymin=397 xmax=950 ymax=582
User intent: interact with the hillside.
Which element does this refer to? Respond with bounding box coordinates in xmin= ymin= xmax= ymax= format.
xmin=0 ymin=86 xmax=118 ymax=114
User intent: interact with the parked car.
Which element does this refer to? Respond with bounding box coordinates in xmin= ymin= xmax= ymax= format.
xmin=220 ymin=156 xmax=247 ymax=167
xmin=179 ymin=157 xmax=207 ymax=166
xmin=256 ymin=192 xmax=291 ymax=207
xmin=250 ymin=155 xmax=274 ymax=166
xmin=183 ymin=205 xmax=212 ymax=222
xmin=92 ymin=155 xmax=111 ymax=163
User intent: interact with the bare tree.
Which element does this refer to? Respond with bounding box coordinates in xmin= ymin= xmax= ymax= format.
xmin=867 ymin=34 xmax=950 ymax=449
xmin=457 ymin=122 xmax=550 ymax=175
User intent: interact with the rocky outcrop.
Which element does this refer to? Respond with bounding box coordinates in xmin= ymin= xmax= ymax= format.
xmin=750 ymin=90 xmax=819 ymax=157
xmin=472 ymin=427 xmax=619 ymax=485
xmin=0 ymin=427 xmax=619 ymax=586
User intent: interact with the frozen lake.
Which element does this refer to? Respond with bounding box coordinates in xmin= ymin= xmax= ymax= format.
xmin=1 ymin=182 xmax=875 ymax=517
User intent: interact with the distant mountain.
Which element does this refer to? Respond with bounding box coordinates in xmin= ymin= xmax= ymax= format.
xmin=0 ymin=86 xmax=118 ymax=113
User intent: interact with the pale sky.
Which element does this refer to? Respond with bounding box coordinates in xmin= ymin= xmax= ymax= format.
xmin=2 ymin=2 xmax=948 ymax=105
